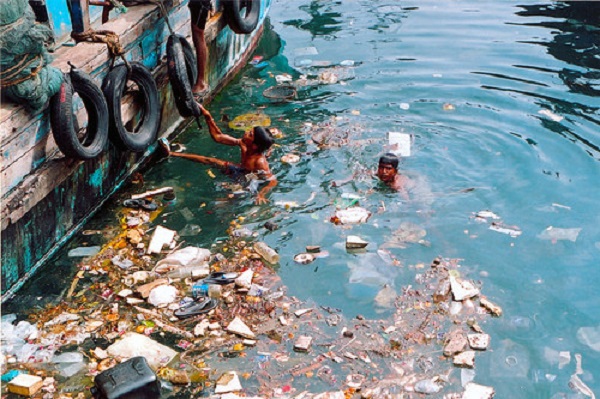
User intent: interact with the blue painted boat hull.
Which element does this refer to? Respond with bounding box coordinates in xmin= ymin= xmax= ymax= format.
xmin=0 ymin=0 xmax=271 ymax=301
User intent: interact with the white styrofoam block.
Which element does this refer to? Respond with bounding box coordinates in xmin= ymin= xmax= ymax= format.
xmin=387 ymin=132 xmax=412 ymax=157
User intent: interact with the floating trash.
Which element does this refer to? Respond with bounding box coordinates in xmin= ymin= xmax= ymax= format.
xmin=295 ymin=58 xmax=313 ymax=67
xmin=443 ymin=103 xmax=455 ymax=111
xmin=475 ymin=210 xmax=501 ymax=220
xmin=332 ymin=207 xmax=371 ymax=224
xmin=67 ymin=246 xmax=101 ymax=258
xmin=576 ymin=326 xmax=600 ymax=352
xmin=111 ymin=256 xmax=134 ymax=270
xmin=537 ymin=226 xmax=581 ymax=242
xmin=281 ymin=153 xmax=301 ymax=164
xmin=489 ymin=222 xmax=522 ymax=237
xmin=293 ymin=253 xmax=315 ymax=264
xmin=275 ymin=73 xmax=293 ymax=84
xmin=263 ymin=85 xmax=297 ymax=101
xmin=252 ymin=61 xmax=269 ymax=69
xmin=249 ymin=55 xmax=263 ymax=65
xmin=346 ymin=235 xmax=368 ymax=249
xmin=228 ymin=113 xmax=271 ymax=131
xmin=274 ymin=200 xmax=300 ymax=209
xmin=538 ymin=109 xmax=564 ymax=122
xmin=387 ymin=132 xmax=412 ymax=156
xmin=179 ymin=224 xmax=202 ymax=236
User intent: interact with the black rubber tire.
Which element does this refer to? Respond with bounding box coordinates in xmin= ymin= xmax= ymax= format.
xmin=167 ymin=34 xmax=200 ymax=118
xmin=50 ymin=70 xmax=109 ymax=160
xmin=223 ymin=0 xmax=260 ymax=34
xmin=102 ymin=62 xmax=160 ymax=152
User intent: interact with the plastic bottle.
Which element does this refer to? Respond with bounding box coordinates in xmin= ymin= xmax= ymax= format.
xmin=192 ymin=283 xmax=208 ymax=298
xmin=254 ymin=242 xmax=280 ymax=264
xmin=166 ymin=265 xmax=209 ymax=280
xmin=414 ymin=379 xmax=441 ymax=394
xmin=208 ymin=284 xmax=222 ymax=299
xmin=162 ymin=191 xmax=176 ymax=206
xmin=67 ymin=246 xmax=101 ymax=257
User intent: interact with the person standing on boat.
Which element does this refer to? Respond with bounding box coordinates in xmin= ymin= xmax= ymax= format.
xmin=189 ymin=0 xmax=212 ymax=100
xmin=159 ymin=105 xmax=277 ymax=204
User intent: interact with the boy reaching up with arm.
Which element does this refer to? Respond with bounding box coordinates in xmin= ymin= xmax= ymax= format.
xmin=160 ymin=105 xmax=277 ymax=204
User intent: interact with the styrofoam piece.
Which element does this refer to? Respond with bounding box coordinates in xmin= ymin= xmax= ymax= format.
xmin=387 ymin=132 xmax=412 ymax=157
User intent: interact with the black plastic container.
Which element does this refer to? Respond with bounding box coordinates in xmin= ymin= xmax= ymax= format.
xmin=91 ymin=356 xmax=160 ymax=399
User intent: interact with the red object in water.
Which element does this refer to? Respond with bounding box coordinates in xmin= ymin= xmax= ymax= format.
xmin=250 ymin=55 xmax=264 ymax=65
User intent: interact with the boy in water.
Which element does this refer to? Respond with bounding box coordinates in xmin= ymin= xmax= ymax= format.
xmin=332 ymin=153 xmax=412 ymax=200
xmin=160 ymin=105 xmax=277 ymax=204
xmin=376 ymin=153 xmax=412 ymax=199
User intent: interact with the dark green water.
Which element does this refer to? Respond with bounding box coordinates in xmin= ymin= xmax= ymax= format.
xmin=6 ymin=1 xmax=600 ymax=397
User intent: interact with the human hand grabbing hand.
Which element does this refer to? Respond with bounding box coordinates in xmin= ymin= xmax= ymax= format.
xmin=199 ymin=105 xmax=211 ymax=117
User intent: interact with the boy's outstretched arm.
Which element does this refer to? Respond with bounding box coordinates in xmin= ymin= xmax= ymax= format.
xmin=199 ymin=105 xmax=239 ymax=146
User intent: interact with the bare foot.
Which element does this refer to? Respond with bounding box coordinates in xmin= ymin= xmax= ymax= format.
xmin=192 ymin=85 xmax=210 ymax=102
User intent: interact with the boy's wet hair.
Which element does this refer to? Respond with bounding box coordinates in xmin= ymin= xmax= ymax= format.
xmin=379 ymin=153 xmax=399 ymax=169
xmin=253 ymin=126 xmax=274 ymax=153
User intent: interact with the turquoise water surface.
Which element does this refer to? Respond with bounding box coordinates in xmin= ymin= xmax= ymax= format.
xmin=151 ymin=1 xmax=600 ymax=396
xmin=6 ymin=1 xmax=600 ymax=397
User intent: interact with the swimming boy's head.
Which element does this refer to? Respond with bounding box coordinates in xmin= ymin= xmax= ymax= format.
xmin=377 ymin=153 xmax=399 ymax=182
xmin=250 ymin=126 xmax=274 ymax=153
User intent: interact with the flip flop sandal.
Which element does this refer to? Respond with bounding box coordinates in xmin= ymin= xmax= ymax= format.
xmin=174 ymin=297 xmax=218 ymax=319
xmin=201 ymin=272 xmax=239 ymax=285
xmin=123 ymin=198 xmax=158 ymax=211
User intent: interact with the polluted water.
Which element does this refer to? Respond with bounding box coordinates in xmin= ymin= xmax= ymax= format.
xmin=3 ymin=0 xmax=600 ymax=398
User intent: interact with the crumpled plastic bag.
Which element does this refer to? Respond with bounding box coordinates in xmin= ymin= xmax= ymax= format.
xmin=148 ymin=285 xmax=178 ymax=307
xmin=333 ymin=207 xmax=371 ymax=224
xmin=538 ymin=226 xmax=581 ymax=242
xmin=577 ymin=326 xmax=600 ymax=352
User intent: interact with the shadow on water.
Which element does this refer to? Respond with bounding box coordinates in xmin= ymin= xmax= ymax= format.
xmin=470 ymin=2 xmax=600 ymax=161
xmin=282 ymin=0 xmax=343 ymax=38
xmin=515 ymin=2 xmax=600 ymax=96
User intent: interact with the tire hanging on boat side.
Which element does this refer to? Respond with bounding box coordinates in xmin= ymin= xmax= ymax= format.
xmin=223 ymin=0 xmax=260 ymax=34
xmin=167 ymin=33 xmax=200 ymax=118
xmin=102 ymin=62 xmax=160 ymax=152
xmin=50 ymin=68 xmax=109 ymax=160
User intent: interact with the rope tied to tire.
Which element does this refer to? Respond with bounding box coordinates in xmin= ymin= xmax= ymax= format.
xmin=71 ymin=29 xmax=130 ymax=71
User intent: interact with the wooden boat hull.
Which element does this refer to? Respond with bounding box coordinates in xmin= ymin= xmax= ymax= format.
xmin=0 ymin=0 xmax=271 ymax=301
